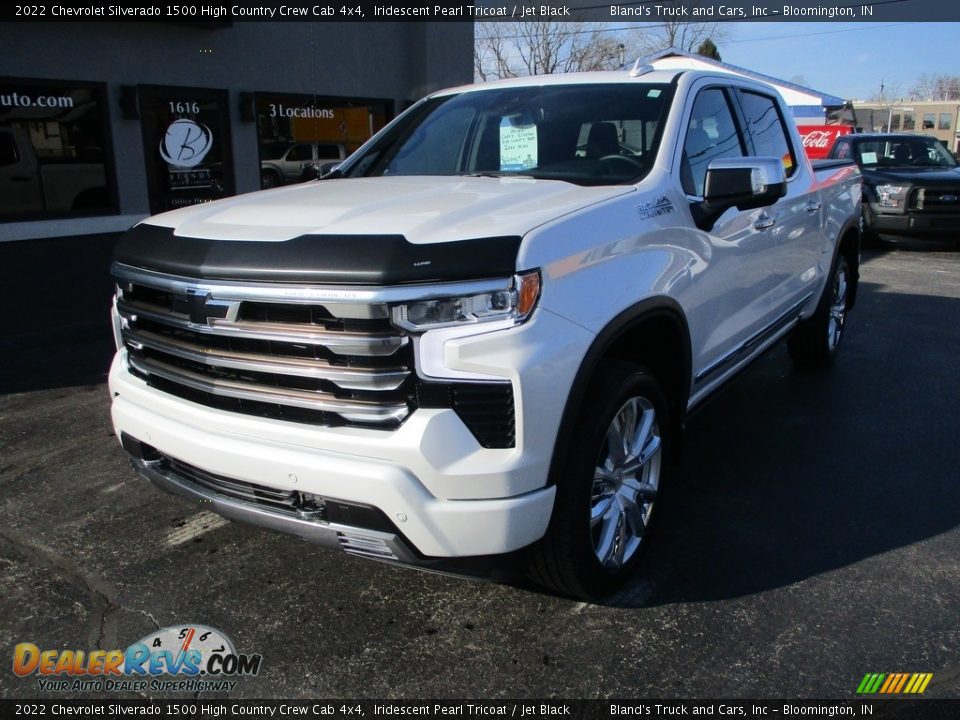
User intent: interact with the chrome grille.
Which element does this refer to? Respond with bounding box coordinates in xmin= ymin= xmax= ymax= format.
xmin=114 ymin=264 xmax=414 ymax=428
xmin=164 ymin=456 xmax=319 ymax=518
xmin=912 ymin=187 xmax=960 ymax=212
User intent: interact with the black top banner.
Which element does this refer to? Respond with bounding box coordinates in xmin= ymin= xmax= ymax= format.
xmin=4 ymin=0 xmax=960 ymax=22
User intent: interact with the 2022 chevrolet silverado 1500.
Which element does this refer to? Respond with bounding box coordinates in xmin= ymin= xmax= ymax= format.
xmin=109 ymin=66 xmax=861 ymax=598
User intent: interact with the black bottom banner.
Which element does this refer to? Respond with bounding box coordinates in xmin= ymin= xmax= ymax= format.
xmin=1 ymin=699 xmax=958 ymax=720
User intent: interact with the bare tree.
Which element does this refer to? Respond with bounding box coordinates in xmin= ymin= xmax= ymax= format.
xmin=909 ymin=73 xmax=960 ymax=101
xmin=634 ymin=21 xmax=728 ymax=55
xmin=474 ymin=22 xmax=629 ymax=81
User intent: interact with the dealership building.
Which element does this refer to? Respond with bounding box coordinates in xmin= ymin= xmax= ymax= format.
xmin=0 ymin=21 xmax=473 ymax=343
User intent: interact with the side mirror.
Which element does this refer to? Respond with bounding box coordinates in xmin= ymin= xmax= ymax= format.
xmin=319 ymin=161 xmax=341 ymax=178
xmin=692 ymin=157 xmax=787 ymax=231
xmin=704 ymin=157 xmax=787 ymax=211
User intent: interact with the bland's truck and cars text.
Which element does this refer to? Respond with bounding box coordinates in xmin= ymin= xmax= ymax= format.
xmin=108 ymin=66 xmax=862 ymax=599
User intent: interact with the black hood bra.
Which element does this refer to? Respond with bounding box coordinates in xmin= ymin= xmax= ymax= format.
xmin=115 ymin=223 xmax=522 ymax=285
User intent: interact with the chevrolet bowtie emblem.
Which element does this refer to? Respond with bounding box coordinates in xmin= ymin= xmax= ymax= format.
xmin=174 ymin=289 xmax=239 ymax=325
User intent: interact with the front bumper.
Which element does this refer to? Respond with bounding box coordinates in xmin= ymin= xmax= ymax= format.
xmin=108 ymin=304 xmax=592 ymax=561
xmin=111 ymin=365 xmax=555 ymax=560
xmin=126 ymin=446 xmax=421 ymax=563
xmin=868 ymin=206 xmax=960 ymax=238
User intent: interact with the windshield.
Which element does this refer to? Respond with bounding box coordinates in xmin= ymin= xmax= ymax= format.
xmin=342 ymin=83 xmax=675 ymax=186
xmin=853 ymin=137 xmax=957 ymax=168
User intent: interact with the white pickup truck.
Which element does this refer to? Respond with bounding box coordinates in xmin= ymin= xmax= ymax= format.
xmin=109 ymin=67 xmax=861 ymax=598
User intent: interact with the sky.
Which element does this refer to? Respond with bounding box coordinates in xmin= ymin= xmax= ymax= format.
xmin=692 ymin=22 xmax=960 ymax=101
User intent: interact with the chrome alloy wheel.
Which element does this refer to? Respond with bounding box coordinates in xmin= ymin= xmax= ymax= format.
xmin=828 ymin=261 xmax=849 ymax=352
xmin=591 ymin=396 xmax=662 ymax=570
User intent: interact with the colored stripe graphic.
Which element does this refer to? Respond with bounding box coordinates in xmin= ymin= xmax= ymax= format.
xmin=857 ymin=672 xmax=932 ymax=694
xmin=893 ymin=673 xmax=909 ymax=693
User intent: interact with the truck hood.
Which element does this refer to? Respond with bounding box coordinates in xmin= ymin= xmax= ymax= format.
xmin=862 ymin=166 xmax=960 ymax=185
xmin=147 ymin=175 xmax=634 ymax=244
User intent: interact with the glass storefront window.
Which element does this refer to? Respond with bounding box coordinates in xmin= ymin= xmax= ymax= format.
xmin=922 ymin=113 xmax=935 ymax=129
xmin=138 ymin=85 xmax=234 ymax=214
xmin=939 ymin=113 xmax=953 ymax=131
xmin=0 ymin=78 xmax=116 ymax=220
xmin=255 ymin=93 xmax=391 ymax=188
xmin=902 ymin=113 xmax=916 ymax=131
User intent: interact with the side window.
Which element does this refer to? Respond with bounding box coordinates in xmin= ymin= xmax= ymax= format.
xmin=286 ymin=144 xmax=313 ymax=162
xmin=681 ymin=88 xmax=745 ymax=196
xmin=738 ymin=91 xmax=797 ymax=177
xmin=0 ymin=133 xmax=18 ymax=167
xmin=316 ymin=144 xmax=341 ymax=159
xmin=833 ymin=140 xmax=851 ymax=160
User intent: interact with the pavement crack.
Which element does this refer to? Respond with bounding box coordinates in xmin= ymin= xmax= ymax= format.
xmin=139 ymin=609 xmax=161 ymax=631
xmin=0 ymin=528 xmax=117 ymax=649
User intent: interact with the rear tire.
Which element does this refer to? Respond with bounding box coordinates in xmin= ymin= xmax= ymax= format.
xmin=528 ymin=360 xmax=671 ymax=600
xmin=788 ymin=255 xmax=850 ymax=368
xmin=260 ymin=169 xmax=281 ymax=189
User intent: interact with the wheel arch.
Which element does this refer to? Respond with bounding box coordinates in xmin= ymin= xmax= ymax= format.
xmin=546 ymin=297 xmax=692 ymax=485
xmin=835 ymin=218 xmax=861 ymax=310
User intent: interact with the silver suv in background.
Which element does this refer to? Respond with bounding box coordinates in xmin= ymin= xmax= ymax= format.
xmin=260 ymin=141 xmax=347 ymax=188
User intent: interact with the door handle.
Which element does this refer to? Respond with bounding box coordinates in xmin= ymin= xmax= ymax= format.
xmin=11 ymin=176 xmax=32 ymax=182
xmin=806 ymin=200 xmax=822 ymax=213
xmin=754 ymin=213 xmax=775 ymax=230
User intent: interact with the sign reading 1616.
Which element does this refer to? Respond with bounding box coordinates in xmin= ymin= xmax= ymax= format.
xmin=169 ymin=101 xmax=200 ymax=115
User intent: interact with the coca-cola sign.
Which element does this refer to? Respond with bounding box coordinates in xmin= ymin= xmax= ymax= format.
xmin=797 ymin=125 xmax=852 ymax=160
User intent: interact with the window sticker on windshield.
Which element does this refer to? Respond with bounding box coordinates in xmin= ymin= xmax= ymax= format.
xmin=500 ymin=117 xmax=538 ymax=171
xmin=860 ymin=151 xmax=878 ymax=164
xmin=648 ymin=89 xmax=662 ymax=98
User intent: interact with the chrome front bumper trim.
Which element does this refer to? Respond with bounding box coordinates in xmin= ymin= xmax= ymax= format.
xmin=129 ymin=455 xmax=419 ymax=564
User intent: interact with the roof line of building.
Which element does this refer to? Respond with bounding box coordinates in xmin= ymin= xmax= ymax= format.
xmin=636 ymin=47 xmax=847 ymax=107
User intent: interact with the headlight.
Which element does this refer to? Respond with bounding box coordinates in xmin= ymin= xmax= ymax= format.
xmin=875 ymin=184 xmax=908 ymax=208
xmin=391 ymin=271 xmax=540 ymax=332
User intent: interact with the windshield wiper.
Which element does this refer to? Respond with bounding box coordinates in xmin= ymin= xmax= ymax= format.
xmin=459 ymin=172 xmax=536 ymax=179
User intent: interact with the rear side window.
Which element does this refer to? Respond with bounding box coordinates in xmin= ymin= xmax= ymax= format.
xmin=681 ymin=88 xmax=745 ymax=196
xmin=832 ymin=140 xmax=851 ymax=159
xmin=737 ymin=91 xmax=797 ymax=177
xmin=286 ymin=144 xmax=313 ymax=161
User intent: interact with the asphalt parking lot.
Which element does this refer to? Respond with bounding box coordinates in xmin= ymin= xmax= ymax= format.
xmin=1 ymin=244 xmax=958 ymax=700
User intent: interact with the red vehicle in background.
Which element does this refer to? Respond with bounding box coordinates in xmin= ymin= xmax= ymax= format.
xmin=798 ymin=125 xmax=853 ymax=160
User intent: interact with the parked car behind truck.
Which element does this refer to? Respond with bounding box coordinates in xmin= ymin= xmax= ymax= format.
xmin=110 ymin=67 xmax=861 ymax=599
xmin=827 ymin=132 xmax=960 ymax=246
xmin=0 ymin=126 xmax=108 ymax=215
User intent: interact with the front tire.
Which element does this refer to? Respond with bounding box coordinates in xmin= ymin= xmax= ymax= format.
xmin=788 ymin=254 xmax=850 ymax=368
xmin=528 ymin=360 xmax=670 ymax=599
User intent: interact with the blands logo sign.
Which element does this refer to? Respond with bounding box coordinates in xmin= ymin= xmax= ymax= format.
xmin=856 ymin=673 xmax=933 ymax=694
